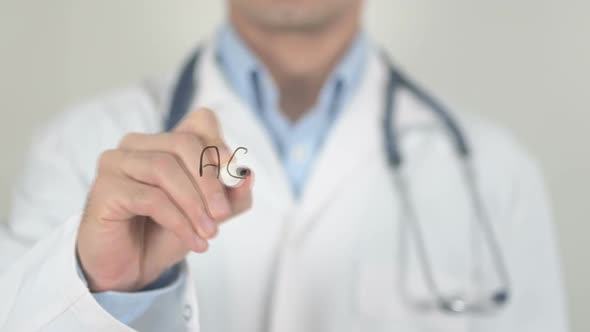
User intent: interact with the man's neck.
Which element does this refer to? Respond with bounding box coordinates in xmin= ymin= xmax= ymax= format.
xmin=229 ymin=6 xmax=361 ymax=122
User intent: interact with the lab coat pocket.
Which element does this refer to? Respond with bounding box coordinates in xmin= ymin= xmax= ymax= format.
xmin=356 ymin=262 xmax=469 ymax=331
xmin=356 ymin=262 xmax=408 ymax=321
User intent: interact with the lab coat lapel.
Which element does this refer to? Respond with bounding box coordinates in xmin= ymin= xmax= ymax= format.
xmin=287 ymin=51 xmax=439 ymax=244
xmin=275 ymin=51 xmax=383 ymax=245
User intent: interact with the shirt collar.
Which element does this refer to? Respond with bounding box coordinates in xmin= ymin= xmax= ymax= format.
xmin=215 ymin=23 xmax=263 ymax=111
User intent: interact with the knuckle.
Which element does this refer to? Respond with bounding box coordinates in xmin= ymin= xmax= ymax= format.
xmin=87 ymin=178 xmax=104 ymax=201
xmin=151 ymin=153 xmax=177 ymax=175
xmin=97 ymin=149 xmax=117 ymax=173
xmin=174 ymin=132 xmax=200 ymax=152
xmin=193 ymin=108 xmax=219 ymax=130
xmin=177 ymin=131 xmax=197 ymax=145
xmin=86 ymin=175 xmax=123 ymax=219
xmin=119 ymin=132 xmax=141 ymax=148
xmin=91 ymin=173 xmax=111 ymax=192
xmin=132 ymin=187 xmax=164 ymax=214
xmin=189 ymin=107 xmax=213 ymax=120
xmin=200 ymin=108 xmax=218 ymax=123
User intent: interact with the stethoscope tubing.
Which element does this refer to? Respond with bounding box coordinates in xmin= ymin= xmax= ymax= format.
xmin=381 ymin=51 xmax=511 ymax=313
xmin=165 ymin=45 xmax=512 ymax=321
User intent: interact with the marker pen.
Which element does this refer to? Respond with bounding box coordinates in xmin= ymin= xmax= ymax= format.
xmin=219 ymin=160 xmax=251 ymax=188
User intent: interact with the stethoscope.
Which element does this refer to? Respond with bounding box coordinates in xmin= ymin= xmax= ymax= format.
xmin=165 ymin=46 xmax=511 ymax=317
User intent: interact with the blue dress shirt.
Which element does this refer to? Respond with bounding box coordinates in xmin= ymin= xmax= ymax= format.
xmin=89 ymin=22 xmax=368 ymax=325
xmin=217 ymin=23 xmax=367 ymax=196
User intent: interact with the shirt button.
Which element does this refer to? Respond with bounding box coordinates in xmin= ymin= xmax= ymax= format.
xmin=290 ymin=144 xmax=308 ymax=162
xmin=183 ymin=304 xmax=192 ymax=321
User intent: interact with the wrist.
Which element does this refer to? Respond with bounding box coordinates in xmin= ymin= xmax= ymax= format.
xmin=76 ymin=242 xmax=143 ymax=292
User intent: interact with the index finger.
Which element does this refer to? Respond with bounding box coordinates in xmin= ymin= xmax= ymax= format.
xmin=174 ymin=107 xmax=253 ymax=216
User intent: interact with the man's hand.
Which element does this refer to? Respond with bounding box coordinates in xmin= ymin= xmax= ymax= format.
xmin=76 ymin=108 xmax=253 ymax=292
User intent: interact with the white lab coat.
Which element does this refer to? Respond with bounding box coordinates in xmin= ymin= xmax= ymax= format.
xmin=0 ymin=43 xmax=568 ymax=332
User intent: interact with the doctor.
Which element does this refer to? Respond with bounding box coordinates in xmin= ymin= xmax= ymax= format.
xmin=0 ymin=0 xmax=568 ymax=331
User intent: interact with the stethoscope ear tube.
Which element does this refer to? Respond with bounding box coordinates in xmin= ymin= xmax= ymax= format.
xmin=380 ymin=50 xmax=470 ymax=168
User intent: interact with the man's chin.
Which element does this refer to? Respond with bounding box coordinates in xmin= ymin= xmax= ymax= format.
xmin=250 ymin=9 xmax=342 ymax=32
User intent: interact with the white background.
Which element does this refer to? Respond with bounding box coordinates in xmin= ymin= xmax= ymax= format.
xmin=0 ymin=1 xmax=588 ymax=330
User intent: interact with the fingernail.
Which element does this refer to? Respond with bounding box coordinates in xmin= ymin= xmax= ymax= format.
xmin=193 ymin=236 xmax=208 ymax=252
xmin=211 ymin=193 xmax=231 ymax=219
xmin=200 ymin=214 xmax=218 ymax=238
